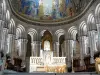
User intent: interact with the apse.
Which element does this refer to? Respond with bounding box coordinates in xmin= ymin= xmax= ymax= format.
xmin=11 ymin=0 xmax=91 ymax=22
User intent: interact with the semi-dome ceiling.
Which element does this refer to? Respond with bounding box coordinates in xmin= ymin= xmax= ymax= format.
xmin=9 ymin=0 xmax=92 ymax=25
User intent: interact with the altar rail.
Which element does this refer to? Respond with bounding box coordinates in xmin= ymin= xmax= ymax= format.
xmin=30 ymin=57 xmax=66 ymax=65
xmin=52 ymin=57 xmax=66 ymax=65
xmin=30 ymin=57 xmax=43 ymax=65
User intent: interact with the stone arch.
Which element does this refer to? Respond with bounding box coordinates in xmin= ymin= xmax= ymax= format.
xmin=8 ymin=18 xmax=16 ymax=34
xmin=28 ymin=28 xmax=38 ymax=42
xmin=16 ymin=24 xmax=26 ymax=39
xmin=79 ymin=21 xmax=87 ymax=36
xmin=68 ymin=26 xmax=77 ymax=40
xmin=1 ymin=0 xmax=6 ymax=20
xmin=40 ymin=30 xmax=52 ymax=37
xmin=95 ymin=3 xmax=100 ymax=24
xmin=4 ymin=10 xmax=10 ymax=28
xmin=55 ymin=29 xmax=65 ymax=42
xmin=87 ymin=13 xmax=96 ymax=31
xmin=41 ymin=30 xmax=52 ymax=51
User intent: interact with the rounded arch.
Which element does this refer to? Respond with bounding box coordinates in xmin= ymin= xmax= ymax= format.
xmin=40 ymin=30 xmax=52 ymax=37
xmin=87 ymin=13 xmax=96 ymax=31
xmin=28 ymin=28 xmax=38 ymax=41
xmin=68 ymin=26 xmax=77 ymax=40
xmin=8 ymin=18 xmax=16 ymax=34
xmin=6 ymin=10 xmax=10 ymax=22
xmin=16 ymin=24 xmax=26 ymax=39
xmin=79 ymin=21 xmax=87 ymax=36
xmin=1 ymin=0 xmax=6 ymax=20
xmin=95 ymin=3 xmax=100 ymax=24
xmin=41 ymin=30 xmax=52 ymax=51
xmin=55 ymin=29 xmax=65 ymax=41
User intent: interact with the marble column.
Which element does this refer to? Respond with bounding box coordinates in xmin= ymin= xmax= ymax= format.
xmin=61 ymin=42 xmax=64 ymax=57
xmin=61 ymin=41 xmax=67 ymax=57
xmin=31 ymin=41 xmax=36 ymax=56
xmin=97 ymin=24 xmax=100 ymax=51
xmin=52 ymin=41 xmax=56 ymax=56
xmin=56 ymin=42 xmax=60 ymax=57
xmin=18 ymin=39 xmax=27 ymax=66
xmin=64 ymin=40 xmax=67 ymax=57
xmin=67 ymin=40 xmax=73 ymax=67
xmin=88 ymin=31 xmax=95 ymax=64
xmin=79 ymin=36 xmax=85 ymax=66
xmin=0 ymin=20 xmax=3 ymax=52
xmin=31 ymin=41 xmax=40 ymax=57
xmin=1 ymin=28 xmax=8 ymax=56
xmin=7 ymin=34 xmax=15 ymax=62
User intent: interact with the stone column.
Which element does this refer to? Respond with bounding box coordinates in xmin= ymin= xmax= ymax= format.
xmin=53 ymin=41 xmax=56 ymax=57
xmin=31 ymin=41 xmax=36 ymax=56
xmin=67 ymin=40 xmax=73 ymax=67
xmin=31 ymin=41 xmax=40 ymax=57
xmin=88 ymin=31 xmax=95 ymax=64
xmin=79 ymin=36 xmax=85 ymax=66
xmin=18 ymin=39 xmax=27 ymax=66
xmin=61 ymin=42 xmax=64 ymax=57
xmin=1 ymin=28 xmax=8 ymax=55
xmin=97 ymin=24 xmax=100 ymax=51
xmin=7 ymin=34 xmax=15 ymax=62
xmin=61 ymin=41 xmax=67 ymax=57
xmin=56 ymin=42 xmax=59 ymax=57
xmin=0 ymin=20 xmax=3 ymax=51
xmin=64 ymin=40 xmax=67 ymax=56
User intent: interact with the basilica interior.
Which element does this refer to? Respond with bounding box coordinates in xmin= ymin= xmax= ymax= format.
xmin=0 ymin=0 xmax=100 ymax=75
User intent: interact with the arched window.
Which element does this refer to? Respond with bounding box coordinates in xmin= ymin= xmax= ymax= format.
xmin=44 ymin=40 xmax=50 ymax=51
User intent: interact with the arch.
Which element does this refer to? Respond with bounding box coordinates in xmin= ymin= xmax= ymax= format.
xmin=6 ymin=10 xmax=10 ymax=22
xmin=2 ymin=0 xmax=6 ymax=15
xmin=8 ymin=18 xmax=16 ymax=34
xmin=40 ymin=30 xmax=52 ymax=37
xmin=41 ymin=30 xmax=52 ymax=51
xmin=87 ymin=13 xmax=96 ymax=31
xmin=95 ymin=3 xmax=100 ymax=23
xmin=68 ymin=26 xmax=77 ymax=40
xmin=16 ymin=24 xmax=26 ymax=39
xmin=1 ymin=0 xmax=6 ymax=21
xmin=79 ymin=21 xmax=87 ymax=36
xmin=26 ymin=34 xmax=32 ymax=57
xmin=55 ymin=29 xmax=65 ymax=41
xmin=28 ymin=28 xmax=38 ymax=41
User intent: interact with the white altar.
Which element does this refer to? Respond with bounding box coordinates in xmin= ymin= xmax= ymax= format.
xmin=29 ymin=50 xmax=66 ymax=73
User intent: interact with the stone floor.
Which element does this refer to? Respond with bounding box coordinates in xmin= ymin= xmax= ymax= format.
xmin=1 ymin=72 xmax=100 ymax=75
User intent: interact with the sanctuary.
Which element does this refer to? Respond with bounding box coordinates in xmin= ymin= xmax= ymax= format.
xmin=0 ymin=0 xmax=100 ymax=75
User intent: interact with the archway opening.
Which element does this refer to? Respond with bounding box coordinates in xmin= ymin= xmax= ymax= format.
xmin=41 ymin=30 xmax=52 ymax=51
xmin=59 ymin=35 xmax=65 ymax=57
xmin=26 ymin=34 xmax=31 ymax=57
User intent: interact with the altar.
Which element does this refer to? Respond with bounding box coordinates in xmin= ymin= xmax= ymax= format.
xmin=29 ymin=50 xmax=67 ymax=73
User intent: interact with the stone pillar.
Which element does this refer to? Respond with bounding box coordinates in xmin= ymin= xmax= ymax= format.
xmin=52 ymin=41 xmax=56 ymax=56
xmin=67 ymin=40 xmax=72 ymax=67
xmin=7 ymin=34 xmax=15 ymax=62
xmin=62 ymin=40 xmax=67 ymax=57
xmin=18 ymin=39 xmax=27 ymax=66
xmin=61 ymin=42 xmax=64 ymax=57
xmin=79 ymin=36 xmax=85 ymax=66
xmin=0 ymin=20 xmax=3 ymax=51
xmin=1 ymin=28 xmax=8 ymax=56
xmin=97 ymin=24 xmax=100 ymax=51
xmin=31 ymin=41 xmax=40 ymax=57
xmin=88 ymin=31 xmax=95 ymax=64
xmin=56 ymin=42 xmax=59 ymax=57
